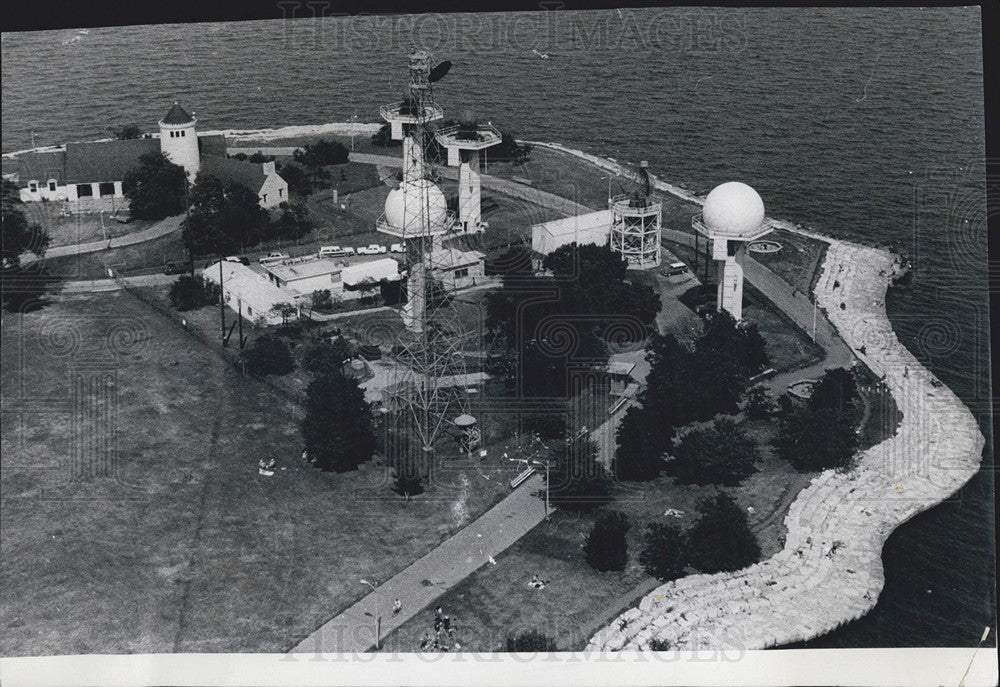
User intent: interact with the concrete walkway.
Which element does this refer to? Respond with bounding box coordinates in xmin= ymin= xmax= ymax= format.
xmin=22 ymin=214 xmax=184 ymax=264
xmin=60 ymin=273 xmax=179 ymax=293
xmin=289 ymin=472 xmax=548 ymax=655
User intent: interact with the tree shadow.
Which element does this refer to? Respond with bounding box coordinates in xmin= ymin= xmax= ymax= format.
xmin=1 ymin=264 xmax=66 ymax=314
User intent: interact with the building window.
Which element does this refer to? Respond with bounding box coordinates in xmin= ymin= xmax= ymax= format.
xmin=180 ymin=130 xmax=185 ymax=137
xmin=247 ymin=306 xmax=253 ymax=315
xmin=262 ymin=193 xmax=268 ymax=204
xmin=99 ymin=182 xmax=115 ymax=197
xmin=48 ymin=180 xmax=57 ymax=192
xmin=77 ymin=184 xmax=93 ymax=197
xmin=454 ymin=267 xmax=469 ymax=279
xmin=28 ymin=181 xmax=38 ymax=193
xmin=279 ymin=188 xmax=283 ymax=198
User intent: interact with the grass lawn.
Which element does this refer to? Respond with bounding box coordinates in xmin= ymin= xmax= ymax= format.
xmin=750 ymin=227 xmax=828 ymax=296
xmin=41 ymin=231 xmax=188 ymax=280
xmin=380 ymin=416 xmax=816 ymax=653
xmin=742 ymin=288 xmax=825 ymax=374
xmin=0 ymin=291 xmax=523 ymax=655
xmin=40 ymin=213 xmax=156 ymax=248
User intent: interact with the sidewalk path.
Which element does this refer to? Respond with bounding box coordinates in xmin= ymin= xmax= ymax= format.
xmin=22 ymin=215 xmax=184 ymax=265
xmin=60 ymin=273 xmax=179 ymax=293
xmin=289 ymin=473 xmax=548 ymax=655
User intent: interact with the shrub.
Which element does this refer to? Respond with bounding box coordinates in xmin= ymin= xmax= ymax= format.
xmin=168 ymin=274 xmax=219 ymax=311
xmin=639 ymin=522 xmax=689 ymax=580
xmin=505 ymin=630 xmax=557 ymax=652
xmin=743 ymin=385 xmax=774 ymax=420
xmin=775 ymin=404 xmax=858 ymax=472
xmin=302 ymin=337 xmax=354 ymax=376
xmin=688 ymin=492 xmax=760 ymax=573
xmin=243 ymin=334 xmax=295 ymax=376
xmin=666 ymin=418 xmax=760 ymax=486
xmin=584 ymin=510 xmax=630 ymax=571
xmin=648 ymin=637 xmax=672 ymax=651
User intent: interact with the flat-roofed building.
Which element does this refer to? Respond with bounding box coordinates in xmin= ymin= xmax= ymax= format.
xmin=204 ymin=261 xmax=299 ymax=326
xmin=531 ymin=209 xmax=613 ymax=256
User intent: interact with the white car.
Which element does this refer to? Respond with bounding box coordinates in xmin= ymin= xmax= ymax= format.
xmin=357 ymin=244 xmax=388 ymax=255
xmin=319 ymin=245 xmax=355 ymax=258
xmin=389 ymin=243 xmax=406 ymax=254
xmin=259 ymin=252 xmax=290 ymax=265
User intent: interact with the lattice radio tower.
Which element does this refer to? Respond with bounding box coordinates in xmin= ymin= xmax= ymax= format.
xmin=376 ymin=50 xmax=498 ymax=458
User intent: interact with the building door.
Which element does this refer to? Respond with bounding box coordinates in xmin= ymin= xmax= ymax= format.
xmin=77 ymin=184 xmax=93 ymax=197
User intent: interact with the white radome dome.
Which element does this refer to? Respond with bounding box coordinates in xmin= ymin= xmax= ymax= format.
xmin=701 ymin=181 xmax=766 ymax=238
xmin=384 ymin=179 xmax=448 ymax=235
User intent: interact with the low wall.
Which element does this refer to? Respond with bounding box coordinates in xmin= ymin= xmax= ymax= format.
xmin=587 ymin=240 xmax=985 ymax=650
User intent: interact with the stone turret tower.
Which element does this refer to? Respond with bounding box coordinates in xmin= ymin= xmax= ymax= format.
xmin=158 ymin=102 xmax=199 ymax=182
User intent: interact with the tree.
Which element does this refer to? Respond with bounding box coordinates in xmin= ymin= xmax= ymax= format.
xmin=301 ymin=369 xmax=376 ymax=472
xmin=743 ymin=385 xmax=774 ymax=420
xmin=809 ymin=367 xmax=858 ymax=413
xmin=168 ymin=274 xmax=220 ymax=311
xmin=182 ymin=174 xmax=269 ymax=256
xmin=2 ymin=180 xmax=50 ymax=270
xmin=272 ymin=201 xmax=312 ymax=240
xmin=691 ymin=310 xmax=768 ymax=418
xmin=639 ymin=522 xmax=689 ymax=580
xmin=505 ymin=630 xmax=557 ymax=652
xmin=310 ymin=289 xmax=333 ymax=312
xmin=776 ymin=368 xmax=861 ymax=472
xmin=248 ymin=151 xmax=275 ymax=164
xmin=387 ymin=431 xmax=425 ymax=499
xmin=270 ymin=302 xmax=298 ymax=325
xmin=688 ymin=492 xmax=760 ymax=573
xmin=122 ymin=152 xmax=187 ymax=220
xmin=302 ymin=337 xmax=354 ymax=375
xmin=242 ymin=334 xmax=295 ymax=376
xmin=294 ymin=139 xmax=349 ymax=169
xmin=613 ymin=405 xmax=664 ymax=481
xmin=667 ymin=418 xmax=761 ymax=486
xmin=371 ymin=122 xmax=402 ymax=148
xmin=278 ymin=162 xmax=312 ymax=197
xmin=640 ymin=333 xmax=698 ymax=434
xmin=584 ymin=510 xmax=630 ymax=571
xmin=112 ymin=124 xmax=142 ymax=140
xmin=775 ymin=404 xmax=858 ymax=472
xmin=549 ymin=435 xmax=612 ymax=510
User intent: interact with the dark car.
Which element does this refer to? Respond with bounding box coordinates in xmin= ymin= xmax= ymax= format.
xmin=358 ymin=344 xmax=382 ymax=361
xmin=163 ymin=262 xmax=188 ymax=275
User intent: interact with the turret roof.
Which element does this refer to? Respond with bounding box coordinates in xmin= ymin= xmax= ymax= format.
xmin=161 ymin=102 xmax=194 ymax=125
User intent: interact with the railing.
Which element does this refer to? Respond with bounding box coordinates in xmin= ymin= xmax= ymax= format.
xmin=379 ymin=101 xmax=444 ymax=123
xmin=433 ymin=123 xmax=502 ymax=149
xmin=375 ymin=210 xmax=457 ymax=239
xmin=610 ymin=193 xmax=661 ymax=217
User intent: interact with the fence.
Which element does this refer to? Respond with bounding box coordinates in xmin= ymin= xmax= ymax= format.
xmin=107 ymin=267 xmax=307 ymax=405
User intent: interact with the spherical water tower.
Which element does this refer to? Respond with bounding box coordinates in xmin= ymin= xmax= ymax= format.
xmin=691 ymin=181 xmax=773 ymax=321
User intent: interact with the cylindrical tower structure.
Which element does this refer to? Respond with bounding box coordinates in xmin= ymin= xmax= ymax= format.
xmin=434 ymin=120 xmax=502 ymax=234
xmin=158 ymin=102 xmax=200 ymax=182
xmin=609 ymin=194 xmax=662 ymax=269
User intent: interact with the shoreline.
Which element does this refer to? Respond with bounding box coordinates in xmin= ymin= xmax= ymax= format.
xmin=587 ymin=240 xmax=985 ymax=650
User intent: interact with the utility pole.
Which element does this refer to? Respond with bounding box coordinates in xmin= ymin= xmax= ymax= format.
xmin=219 ymin=257 xmax=226 ymax=346
xmin=811 ymin=300 xmax=818 ymax=342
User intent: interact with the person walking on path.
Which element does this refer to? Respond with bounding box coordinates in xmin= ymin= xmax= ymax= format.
xmin=393 ymin=598 xmax=402 ymax=616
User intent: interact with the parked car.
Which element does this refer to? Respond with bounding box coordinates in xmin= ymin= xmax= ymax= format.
xmin=112 ymin=214 xmax=132 ymax=224
xmin=357 ymin=244 xmax=388 ymax=255
xmin=389 ymin=243 xmax=406 ymax=254
xmin=319 ymin=245 xmax=356 ymax=258
xmin=225 ymin=255 xmax=241 ymax=263
xmin=259 ymin=252 xmax=290 ymax=265
xmin=163 ymin=261 xmax=188 ymax=275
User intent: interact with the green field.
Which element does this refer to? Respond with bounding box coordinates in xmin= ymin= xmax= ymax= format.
xmin=0 ymin=291 xmax=521 ymax=655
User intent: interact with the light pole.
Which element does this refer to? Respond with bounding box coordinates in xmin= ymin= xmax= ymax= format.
xmin=600 ymin=175 xmax=612 ymax=205
xmin=811 ymin=300 xmax=818 ymax=342
xmin=360 ymin=578 xmax=380 ymax=650
xmin=531 ymin=459 xmax=550 ymax=518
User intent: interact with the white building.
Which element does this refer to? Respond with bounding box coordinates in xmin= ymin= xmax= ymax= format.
xmin=427 ymin=247 xmax=486 ymax=290
xmin=204 ymin=261 xmax=299 ymax=326
xmin=342 ymin=258 xmax=402 ymax=299
xmin=15 ymin=102 xmax=283 ymax=211
xmin=531 ymin=209 xmax=613 ymax=256
xmin=199 ymin=156 xmax=289 ymax=209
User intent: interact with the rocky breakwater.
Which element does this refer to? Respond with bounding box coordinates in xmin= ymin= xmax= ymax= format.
xmin=587 ymin=239 xmax=985 ymax=651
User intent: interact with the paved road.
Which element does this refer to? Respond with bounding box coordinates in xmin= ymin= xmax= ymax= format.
xmin=289 ymin=472 xmax=549 ymax=655
xmin=737 ymin=252 xmax=856 ymax=394
xmin=22 ymin=215 xmax=184 ymax=264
